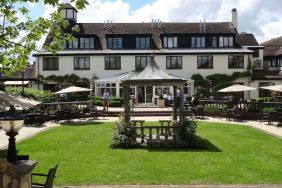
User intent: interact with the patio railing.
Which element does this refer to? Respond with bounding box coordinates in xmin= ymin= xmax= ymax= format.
xmin=128 ymin=125 xmax=177 ymax=143
xmin=198 ymin=100 xmax=282 ymax=111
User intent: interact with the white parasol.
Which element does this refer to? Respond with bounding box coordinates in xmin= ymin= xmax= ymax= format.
xmin=54 ymin=86 xmax=92 ymax=94
xmin=260 ymin=84 xmax=282 ymax=92
xmin=218 ymin=84 xmax=257 ymax=92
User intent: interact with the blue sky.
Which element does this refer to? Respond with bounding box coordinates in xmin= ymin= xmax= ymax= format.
xmin=17 ymin=0 xmax=282 ymax=43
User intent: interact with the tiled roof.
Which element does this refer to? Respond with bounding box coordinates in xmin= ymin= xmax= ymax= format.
xmin=42 ymin=21 xmax=263 ymax=50
xmin=44 ymin=22 xmax=242 ymax=49
xmin=261 ymin=36 xmax=282 ymax=56
xmin=0 ymin=66 xmax=36 ymax=81
xmin=235 ymin=33 xmax=259 ymax=46
xmin=63 ymin=3 xmax=78 ymax=11
xmin=77 ymin=22 xmax=236 ymax=35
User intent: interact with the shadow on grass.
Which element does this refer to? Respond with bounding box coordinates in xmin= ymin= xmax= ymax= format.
xmin=60 ymin=121 xmax=109 ymax=126
xmin=144 ymin=136 xmax=221 ymax=152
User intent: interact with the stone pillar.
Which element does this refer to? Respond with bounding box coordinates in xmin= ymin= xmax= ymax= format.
xmin=0 ymin=159 xmax=37 ymax=188
xmin=179 ymin=84 xmax=185 ymax=125
xmin=123 ymin=84 xmax=130 ymax=125
xmin=173 ymin=86 xmax=177 ymax=121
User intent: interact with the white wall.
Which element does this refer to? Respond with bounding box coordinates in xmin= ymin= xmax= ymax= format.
xmin=36 ymin=54 xmax=250 ymax=81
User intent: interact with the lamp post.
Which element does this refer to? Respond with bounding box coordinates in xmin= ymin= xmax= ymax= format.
xmin=0 ymin=105 xmax=24 ymax=163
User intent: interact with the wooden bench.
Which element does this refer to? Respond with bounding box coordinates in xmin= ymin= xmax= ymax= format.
xmin=130 ymin=120 xmax=145 ymax=126
xmin=158 ymin=120 xmax=173 ymax=126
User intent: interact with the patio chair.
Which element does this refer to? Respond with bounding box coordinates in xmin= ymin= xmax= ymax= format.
xmin=32 ymin=164 xmax=58 ymax=188
xmin=196 ymin=106 xmax=204 ymax=119
xmin=268 ymin=111 xmax=278 ymax=125
xmin=233 ymin=108 xmax=242 ymax=121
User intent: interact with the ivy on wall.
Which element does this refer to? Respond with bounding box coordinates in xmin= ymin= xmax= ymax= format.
xmin=191 ymin=55 xmax=252 ymax=93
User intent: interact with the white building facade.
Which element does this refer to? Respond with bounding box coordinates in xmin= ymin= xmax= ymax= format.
xmin=33 ymin=4 xmax=264 ymax=102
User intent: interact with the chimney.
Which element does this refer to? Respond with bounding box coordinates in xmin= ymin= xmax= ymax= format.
xmin=203 ymin=19 xmax=206 ymax=32
xmin=199 ymin=20 xmax=202 ymax=32
xmin=231 ymin=8 xmax=238 ymax=31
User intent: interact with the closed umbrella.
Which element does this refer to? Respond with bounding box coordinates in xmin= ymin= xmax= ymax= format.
xmin=54 ymin=86 xmax=92 ymax=94
xmin=218 ymin=84 xmax=257 ymax=92
xmin=260 ymin=84 xmax=282 ymax=92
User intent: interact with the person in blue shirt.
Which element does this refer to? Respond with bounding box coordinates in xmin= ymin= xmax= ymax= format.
xmin=102 ymin=88 xmax=110 ymax=111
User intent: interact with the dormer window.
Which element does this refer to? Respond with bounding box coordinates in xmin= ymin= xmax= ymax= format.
xmin=136 ymin=37 xmax=150 ymax=49
xmin=219 ymin=36 xmax=233 ymax=47
xmin=69 ymin=38 xmax=79 ymax=49
xmin=163 ymin=37 xmax=177 ymax=48
xmin=107 ymin=37 xmax=123 ymax=49
xmin=191 ymin=37 xmax=205 ymax=48
xmin=80 ymin=37 xmax=95 ymax=49
xmin=64 ymin=37 xmax=95 ymax=49
xmin=61 ymin=3 xmax=78 ymax=23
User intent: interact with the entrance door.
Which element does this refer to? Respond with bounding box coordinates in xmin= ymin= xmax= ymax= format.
xmin=145 ymin=86 xmax=153 ymax=103
xmin=137 ymin=86 xmax=145 ymax=103
xmin=137 ymin=86 xmax=153 ymax=104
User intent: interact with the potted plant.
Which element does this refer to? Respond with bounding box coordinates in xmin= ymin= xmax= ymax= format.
xmin=157 ymin=94 xmax=165 ymax=108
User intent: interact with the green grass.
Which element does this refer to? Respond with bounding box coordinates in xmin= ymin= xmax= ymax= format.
xmin=8 ymin=122 xmax=282 ymax=185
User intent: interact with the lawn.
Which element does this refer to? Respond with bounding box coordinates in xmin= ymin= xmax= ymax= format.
xmin=12 ymin=122 xmax=282 ymax=185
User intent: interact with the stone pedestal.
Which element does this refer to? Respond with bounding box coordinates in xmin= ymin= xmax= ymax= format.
xmin=157 ymin=99 xmax=165 ymax=108
xmin=0 ymin=159 xmax=37 ymax=188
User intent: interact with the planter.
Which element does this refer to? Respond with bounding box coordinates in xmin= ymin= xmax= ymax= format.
xmin=157 ymin=99 xmax=165 ymax=108
xmin=129 ymin=99 xmax=133 ymax=108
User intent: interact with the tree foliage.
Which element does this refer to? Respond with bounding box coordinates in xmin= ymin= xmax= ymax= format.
xmin=0 ymin=0 xmax=89 ymax=75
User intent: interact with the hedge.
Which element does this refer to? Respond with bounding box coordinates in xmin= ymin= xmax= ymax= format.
xmin=5 ymin=87 xmax=53 ymax=102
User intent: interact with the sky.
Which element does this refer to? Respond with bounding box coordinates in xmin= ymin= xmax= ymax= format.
xmin=24 ymin=0 xmax=282 ymax=44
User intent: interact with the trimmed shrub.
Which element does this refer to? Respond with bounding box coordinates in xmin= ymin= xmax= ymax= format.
xmin=5 ymin=87 xmax=53 ymax=101
xmin=204 ymin=105 xmax=218 ymax=111
xmin=175 ymin=117 xmax=197 ymax=144
xmin=261 ymin=107 xmax=275 ymax=113
xmin=68 ymin=93 xmax=89 ymax=101
xmin=109 ymin=100 xmax=122 ymax=107
xmin=89 ymin=96 xmax=123 ymax=107
xmin=110 ymin=113 xmax=139 ymax=149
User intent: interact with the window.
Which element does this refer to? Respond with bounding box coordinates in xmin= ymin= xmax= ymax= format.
xmin=61 ymin=9 xmax=76 ymax=19
xmin=68 ymin=38 xmax=79 ymax=49
xmin=96 ymin=82 xmax=117 ymax=97
xmin=191 ymin=37 xmax=205 ymax=48
xmin=197 ymin=56 xmax=213 ymax=68
xmin=219 ymin=36 xmax=233 ymax=47
xmin=66 ymin=37 xmax=94 ymax=49
xmin=163 ymin=37 xmax=177 ymax=48
xmin=107 ymin=37 xmax=122 ymax=49
xmin=74 ymin=57 xmax=90 ymax=70
xmin=80 ymin=37 xmax=94 ymax=49
xmin=228 ymin=55 xmax=244 ymax=68
xmin=105 ymin=56 xmax=121 ymax=70
xmin=43 ymin=57 xmax=59 ymax=71
xmin=136 ymin=37 xmax=150 ymax=49
xmin=212 ymin=37 xmax=217 ymax=48
xmin=135 ymin=56 xmax=150 ymax=70
xmin=166 ymin=56 xmax=182 ymax=69
xmin=184 ymin=82 xmax=192 ymax=96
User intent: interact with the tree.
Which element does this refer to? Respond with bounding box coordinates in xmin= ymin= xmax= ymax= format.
xmin=0 ymin=0 xmax=89 ymax=75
